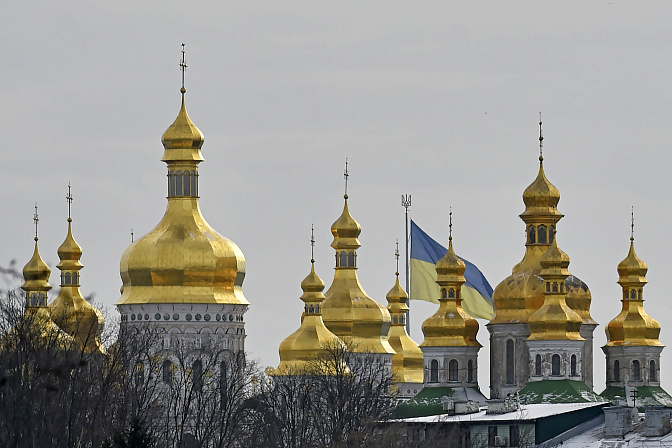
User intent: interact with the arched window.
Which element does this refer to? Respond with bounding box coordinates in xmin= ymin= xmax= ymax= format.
xmin=340 ymin=252 xmax=347 ymax=267
xmin=631 ymin=289 xmax=637 ymax=300
xmin=632 ymin=360 xmax=641 ymax=381
xmin=442 ymin=289 xmax=447 ymax=299
xmin=552 ymin=282 xmax=558 ymax=293
xmin=335 ymin=253 xmax=340 ymax=267
xmin=430 ymin=359 xmax=439 ymax=383
xmin=39 ymin=293 xmax=45 ymax=306
xmin=529 ymin=226 xmax=536 ymax=244
xmin=538 ymin=225 xmax=547 ymax=244
xmin=309 ymin=305 xmax=314 ymax=314
xmin=183 ymin=171 xmax=191 ymax=196
xmin=614 ymin=360 xmax=620 ymax=382
xmin=72 ymin=272 xmax=78 ymax=284
xmin=65 ymin=272 xmax=71 ymax=285
xmin=506 ymin=340 xmax=515 ymax=384
xmin=468 ymin=359 xmax=474 ymax=383
xmin=535 ymin=354 xmax=542 ymax=375
xmin=193 ymin=360 xmax=203 ymax=392
xmin=546 ymin=282 xmax=551 ymax=293
xmin=169 ymin=171 xmax=176 ymax=196
xmin=191 ymin=171 xmax=197 ymax=196
xmin=650 ymin=360 xmax=656 ymax=381
xmin=316 ymin=305 xmax=320 ymax=314
xmin=549 ymin=225 xmax=555 ymax=243
xmin=348 ymin=251 xmax=355 ymax=267
xmin=30 ymin=293 xmax=37 ymax=307
xmin=449 ymin=360 xmax=458 ymax=382
xmin=571 ymin=354 xmax=577 ymax=376
xmin=551 ymin=354 xmax=561 ymax=376
xmin=449 ymin=289 xmax=455 ymax=299
xmin=175 ymin=171 xmax=183 ymax=196
xmin=393 ymin=315 xmax=398 ymax=324
xmin=163 ymin=360 xmax=172 ymax=383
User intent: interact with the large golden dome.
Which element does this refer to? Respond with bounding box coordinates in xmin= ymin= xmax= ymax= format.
xmin=117 ymin=90 xmax=247 ymax=306
xmin=322 ymin=195 xmax=395 ymax=355
xmin=605 ymin=238 xmax=663 ymax=347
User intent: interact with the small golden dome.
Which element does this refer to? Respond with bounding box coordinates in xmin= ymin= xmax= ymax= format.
xmin=605 ymin=238 xmax=663 ymax=347
xmin=56 ymin=220 xmax=83 ymax=271
xmin=386 ymin=273 xmax=424 ymax=383
xmin=22 ymin=240 xmax=51 ymax=294
xmin=161 ymin=93 xmax=205 ymax=162
xmin=330 ymin=197 xmax=362 ymax=251
xmin=421 ymin=239 xmax=480 ymax=348
xmin=528 ymin=238 xmax=584 ymax=341
xmin=521 ymin=158 xmax=562 ymax=219
xmin=276 ymin=262 xmax=345 ymax=375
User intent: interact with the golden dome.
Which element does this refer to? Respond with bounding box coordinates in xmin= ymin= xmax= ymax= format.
xmin=605 ymin=238 xmax=663 ymax=347
xmin=421 ymin=239 xmax=480 ymax=348
xmin=322 ymin=196 xmax=395 ymax=355
xmin=276 ymin=261 xmax=345 ymax=375
xmin=161 ymin=92 xmax=205 ymax=161
xmin=50 ymin=218 xmax=106 ymax=354
xmin=520 ymin=157 xmax=563 ymax=221
xmin=117 ymin=90 xmax=247 ymax=306
xmin=528 ymin=238 xmax=583 ymax=341
xmin=330 ymin=196 xmax=362 ymax=251
xmin=22 ymin=240 xmax=51 ymax=297
xmin=386 ymin=273 xmax=424 ymax=383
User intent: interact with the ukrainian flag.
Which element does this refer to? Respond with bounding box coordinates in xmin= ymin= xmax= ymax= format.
xmin=410 ymin=220 xmax=494 ymax=320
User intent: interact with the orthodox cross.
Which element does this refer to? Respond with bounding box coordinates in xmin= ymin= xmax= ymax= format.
xmin=310 ymin=224 xmax=315 ymax=264
xmin=344 ymin=158 xmax=349 ymax=197
xmin=449 ymin=207 xmax=453 ymax=241
xmin=539 ymin=112 xmax=544 ymax=161
xmin=395 ymin=240 xmax=400 ymax=276
xmin=66 ymin=183 xmax=73 ymax=220
xmin=631 ymin=206 xmax=635 ymax=241
xmin=33 ymin=203 xmax=39 ymax=241
xmin=180 ymin=43 xmax=188 ymax=92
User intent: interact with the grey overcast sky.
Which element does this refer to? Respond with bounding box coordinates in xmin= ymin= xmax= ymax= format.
xmin=2 ymin=1 xmax=672 ymax=393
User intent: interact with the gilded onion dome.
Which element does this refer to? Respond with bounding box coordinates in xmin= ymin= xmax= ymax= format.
xmin=605 ymin=236 xmax=663 ymax=347
xmin=49 ymin=216 xmax=106 ymax=354
xmin=528 ymin=237 xmax=583 ymax=341
xmin=386 ymin=269 xmax=424 ymax=383
xmin=491 ymin=151 xmax=595 ymax=326
xmin=117 ymin=88 xmax=247 ymax=306
xmin=22 ymin=240 xmax=51 ymax=306
xmin=276 ymin=258 xmax=345 ymax=375
xmin=421 ymin=237 xmax=481 ymax=348
xmin=322 ymin=194 xmax=395 ymax=355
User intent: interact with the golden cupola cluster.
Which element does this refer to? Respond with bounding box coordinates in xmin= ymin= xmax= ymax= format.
xmin=605 ymin=236 xmax=663 ymax=347
xmin=50 ymin=216 xmax=106 ymax=354
xmin=491 ymin=152 xmax=595 ymax=327
xmin=321 ymin=193 xmax=395 ymax=355
xmin=117 ymin=87 xmax=248 ymax=307
xmin=421 ymin=236 xmax=480 ymax=348
xmin=528 ymin=237 xmax=584 ymax=341
xmin=386 ymin=267 xmax=424 ymax=383
xmin=276 ymin=253 xmax=345 ymax=374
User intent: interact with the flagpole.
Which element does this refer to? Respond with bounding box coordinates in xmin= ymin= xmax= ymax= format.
xmin=401 ymin=194 xmax=411 ymax=333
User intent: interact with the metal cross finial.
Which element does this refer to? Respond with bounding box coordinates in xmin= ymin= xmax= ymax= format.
xmin=33 ymin=203 xmax=39 ymax=241
xmin=131 ymin=228 xmax=134 ymax=243
xmin=539 ymin=112 xmax=544 ymax=162
xmin=395 ymin=240 xmax=400 ymax=276
xmin=180 ymin=43 xmax=188 ymax=93
xmin=631 ymin=206 xmax=635 ymax=242
xmin=449 ymin=207 xmax=453 ymax=241
xmin=343 ymin=158 xmax=349 ymax=198
xmin=310 ymin=224 xmax=315 ymax=263
xmin=66 ymin=182 xmax=73 ymax=221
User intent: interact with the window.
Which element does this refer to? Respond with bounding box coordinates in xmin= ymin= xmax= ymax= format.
xmin=614 ymin=360 xmax=620 ymax=382
xmin=650 ymin=360 xmax=656 ymax=381
xmin=191 ymin=171 xmax=197 ymax=196
xmin=193 ymin=360 xmax=203 ymax=392
xmin=430 ymin=359 xmax=439 ymax=383
xmin=551 ymin=354 xmax=561 ymax=376
xmin=348 ymin=251 xmax=355 ymax=267
xmin=538 ymin=225 xmax=547 ymax=244
xmin=529 ymin=226 xmax=536 ymax=244
xmin=183 ymin=171 xmax=191 ymax=196
xmin=488 ymin=426 xmax=497 ymax=447
xmin=468 ymin=359 xmax=474 ymax=383
xmin=506 ymin=340 xmax=515 ymax=384
xmin=631 ymin=289 xmax=637 ymax=300
xmin=309 ymin=305 xmax=314 ymax=314
xmin=163 ymin=360 xmax=172 ymax=383
xmin=552 ymin=282 xmax=558 ymax=293
xmin=169 ymin=171 xmax=176 ymax=196
xmin=571 ymin=354 xmax=577 ymax=376
xmin=535 ymin=354 xmax=542 ymax=375
xmin=449 ymin=289 xmax=455 ymax=299
xmin=65 ymin=272 xmax=71 ymax=285
xmin=442 ymin=289 xmax=447 ymax=299
xmin=510 ymin=425 xmax=520 ymax=447
xmin=340 ymin=252 xmax=347 ymax=268
xmin=448 ymin=360 xmax=458 ymax=382
xmin=632 ymin=360 xmax=641 ymax=381
xmin=393 ymin=315 xmax=398 ymax=324
xmin=549 ymin=225 xmax=555 ymax=243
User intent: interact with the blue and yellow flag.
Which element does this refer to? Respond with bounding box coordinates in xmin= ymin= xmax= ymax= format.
xmin=410 ymin=220 xmax=494 ymax=320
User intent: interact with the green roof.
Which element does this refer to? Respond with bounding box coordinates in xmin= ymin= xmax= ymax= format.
xmin=394 ymin=386 xmax=486 ymax=418
xmin=600 ymin=386 xmax=672 ymax=410
xmin=518 ymin=380 xmax=605 ymax=405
